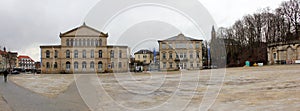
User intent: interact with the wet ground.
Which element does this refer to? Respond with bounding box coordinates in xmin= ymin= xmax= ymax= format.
xmin=0 ymin=64 xmax=299 ymax=111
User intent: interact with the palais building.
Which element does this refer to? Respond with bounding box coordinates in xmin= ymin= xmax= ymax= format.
xmin=158 ymin=34 xmax=203 ymax=70
xmin=40 ymin=23 xmax=129 ymax=74
xmin=268 ymin=40 xmax=300 ymax=64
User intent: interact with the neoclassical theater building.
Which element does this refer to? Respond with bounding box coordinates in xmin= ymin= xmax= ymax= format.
xmin=40 ymin=23 xmax=129 ymax=74
xmin=158 ymin=34 xmax=203 ymax=70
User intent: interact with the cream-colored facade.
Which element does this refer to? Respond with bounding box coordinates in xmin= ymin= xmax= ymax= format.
xmin=268 ymin=41 xmax=300 ymax=64
xmin=134 ymin=50 xmax=153 ymax=64
xmin=158 ymin=34 xmax=203 ymax=70
xmin=40 ymin=24 xmax=129 ymax=74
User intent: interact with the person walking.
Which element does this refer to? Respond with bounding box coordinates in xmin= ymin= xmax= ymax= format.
xmin=3 ymin=69 xmax=9 ymax=82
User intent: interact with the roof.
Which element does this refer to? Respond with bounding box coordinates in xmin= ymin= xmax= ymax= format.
xmin=0 ymin=50 xmax=7 ymax=55
xmin=60 ymin=23 xmax=108 ymax=38
xmin=40 ymin=45 xmax=61 ymax=48
xmin=158 ymin=33 xmax=202 ymax=42
xmin=18 ymin=55 xmax=34 ymax=62
xmin=134 ymin=49 xmax=153 ymax=55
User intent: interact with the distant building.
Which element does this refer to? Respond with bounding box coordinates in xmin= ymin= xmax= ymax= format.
xmin=40 ymin=23 xmax=129 ymax=74
xmin=134 ymin=49 xmax=153 ymax=65
xmin=0 ymin=47 xmax=18 ymax=71
xmin=35 ymin=62 xmax=41 ymax=70
xmin=16 ymin=55 xmax=35 ymax=69
xmin=268 ymin=40 xmax=300 ymax=64
xmin=158 ymin=33 xmax=203 ymax=70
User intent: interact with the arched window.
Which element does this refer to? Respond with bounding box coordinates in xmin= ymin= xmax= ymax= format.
xmin=74 ymin=62 xmax=78 ymax=70
xmin=99 ymin=39 xmax=102 ymax=46
xmin=66 ymin=50 xmax=70 ymax=58
xmin=54 ymin=50 xmax=58 ymax=58
xmin=82 ymin=50 xmax=86 ymax=58
xmin=66 ymin=61 xmax=71 ymax=70
xmin=98 ymin=61 xmax=103 ymax=70
xmin=74 ymin=50 xmax=78 ymax=58
xmin=46 ymin=50 xmax=50 ymax=58
xmin=82 ymin=61 xmax=87 ymax=69
xmin=66 ymin=39 xmax=70 ymax=46
xmin=90 ymin=61 xmax=94 ymax=69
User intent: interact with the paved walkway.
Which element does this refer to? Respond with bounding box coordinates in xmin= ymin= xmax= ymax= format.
xmin=0 ymin=76 xmax=89 ymax=111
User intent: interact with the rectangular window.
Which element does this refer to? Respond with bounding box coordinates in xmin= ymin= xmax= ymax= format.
xmin=54 ymin=62 xmax=58 ymax=68
xmin=169 ymin=53 xmax=173 ymax=59
xmin=273 ymin=53 xmax=277 ymax=59
xmin=195 ymin=43 xmax=200 ymax=48
xmin=163 ymin=62 xmax=166 ymax=68
xmin=91 ymin=50 xmax=94 ymax=58
xmin=111 ymin=62 xmax=114 ymax=68
xmin=163 ymin=53 xmax=166 ymax=59
xmin=169 ymin=62 xmax=173 ymax=68
xmin=110 ymin=50 xmax=114 ymax=58
xmin=119 ymin=62 xmax=122 ymax=68
xmin=190 ymin=53 xmax=193 ymax=59
xmin=98 ymin=50 xmax=102 ymax=58
xmin=190 ymin=62 xmax=193 ymax=68
xmin=83 ymin=51 xmax=86 ymax=58
xmin=54 ymin=50 xmax=58 ymax=58
xmin=119 ymin=50 xmax=122 ymax=58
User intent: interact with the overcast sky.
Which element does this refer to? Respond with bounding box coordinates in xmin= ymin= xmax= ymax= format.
xmin=0 ymin=0 xmax=286 ymax=61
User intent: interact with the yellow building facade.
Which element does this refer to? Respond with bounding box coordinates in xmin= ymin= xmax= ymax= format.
xmin=40 ymin=24 xmax=129 ymax=74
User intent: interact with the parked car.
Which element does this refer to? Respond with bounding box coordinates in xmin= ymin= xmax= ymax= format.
xmin=11 ymin=70 xmax=20 ymax=74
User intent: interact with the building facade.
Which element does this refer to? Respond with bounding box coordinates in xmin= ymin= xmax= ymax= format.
xmin=134 ymin=49 xmax=153 ymax=64
xmin=0 ymin=48 xmax=18 ymax=71
xmin=268 ymin=41 xmax=300 ymax=64
xmin=158 ymin=34 xmax=203 ymax=70
xmin=17 ymin=55 xmax=35 ymax=70
xmin=40 ymin=24 xmax=129 ymax=74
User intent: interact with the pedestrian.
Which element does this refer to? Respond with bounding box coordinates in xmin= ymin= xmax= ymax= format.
xmin=3 ymin=69 xmax=9 ymax=82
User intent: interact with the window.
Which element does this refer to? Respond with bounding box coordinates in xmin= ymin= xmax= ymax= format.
xmin=46 ymin=50 xmax=50 ymax=58
xmin=196 ymin=52 xmax=200 ymax=58
xmin=87 ymin=39 xmax=90 ymax=46
xmin=82 ymin=62 xmax=87 ymax=69
xmin=79 ymin=39 xmax=82 ymax=46
xmin=190 ymin=62 xmax=193 ymax=68
xmin=74 ymin=62 xmax=78 ymax=70
xmin=46 ymin=62 xmax=50 ymax=68
xmin=184 ymin=53 xmax=187 ymax=59
xmin=110 ymin=50 xmax=114 ymax=58
xmin=70 ymin=39 xmax=74 ymax=46
xmin=90 ymin=62 xmax=94 ymax=69
xmin=91 ymin=50 xmax=94 ymax=58
xmin=54 ymin=50 xmax=58 ymax=58
xmin=111 ymin=62 xmax=114 ymax=68
xmin=66 ymin=50 xmax=70 ymax=58
xmin=83 ymin=39 xmax=86 ymax=46
xmin=95 ymin=40 xmax=99 ymax=46
xmin=98 ymin=50 xmax=102 ymax=58
xmin=143 ymin=55 xmax=147 ymax=58
xmin=119 ymin=50 xmax=122 ymax=58
xmin=197 ymin=63 xmax=200 ymax=68
xmin=91 ymin=39 xmax=94 ymax=46
xmin=138 ymin=55 xmax=140 ymax=59
xmin=74 ymin=50 xmax=78 ymax=58
xmin=169 ymin=62 xmax=173 ymax=68
xmin=195 ymin=43 xmax=200 ymax=48
xmin=162 ymin=44 xmax=167 ymax=49
xmin=189 ymin=44 xmax=193 ymax=49
xmin=162 ymin=53 xmax=166 ymax=59
xmin=54 ymin=62 xmax=58 ymax=68
xmin=82 ymin=50 xmax=86 ymax=58
xmin=176 ymin=43 xmax=186 ymax=49
xmin=190 ymin=52 xmax=193 ymax=59
xmin=75 ymin=39 xmax=78 ymax=46
xmin=273 ymin=53 xmax=277 ymax=59
xmin=98 ymin=61 xmax=103 ymax=70
xmin=99 ymin=39 xmax=102 ymax=46
xmin=66 ymin=39 xmax=70 ymax=46
xmin=118 ymin=62 xmax=122 ymax=68
xmin=163 ymin=62 xmax=166 ymax=68
xmin=169 ymin=52 xmax=173 ymax=59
